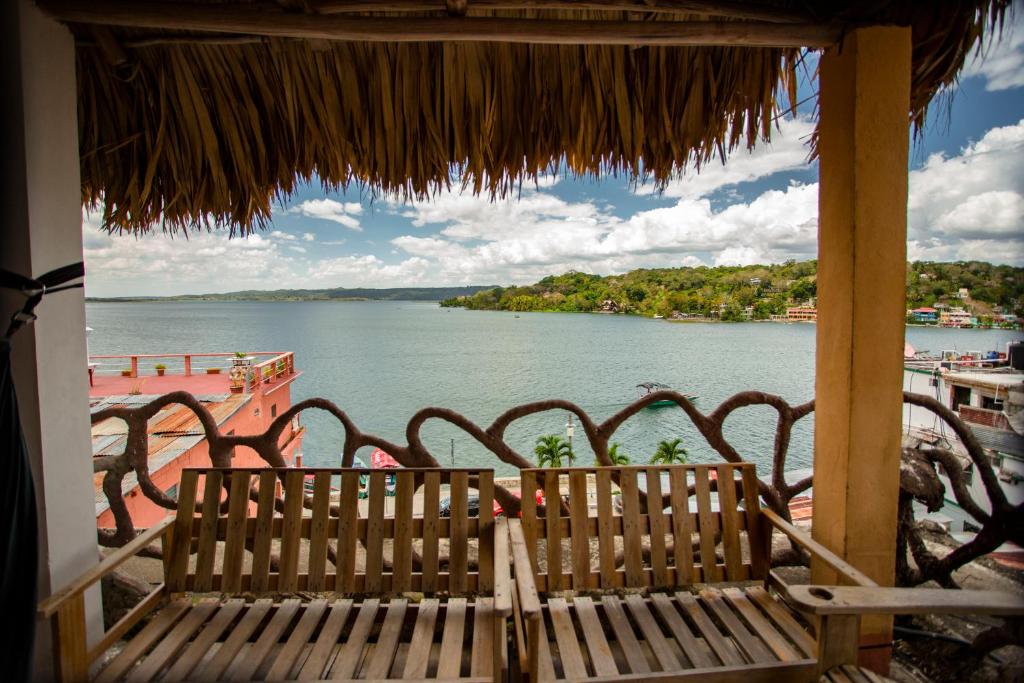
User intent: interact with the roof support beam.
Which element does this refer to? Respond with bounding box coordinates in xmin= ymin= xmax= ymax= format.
xmin=38 ymin=0 xmax=840 ymax=47
xmin=312 ymin=0 xmax=813 ymax=23
xmin=813 ymin=25 xmax=912 ymax=675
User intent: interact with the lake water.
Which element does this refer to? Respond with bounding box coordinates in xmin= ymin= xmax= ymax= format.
xmin=85 ymin=302 xmax=1023 ymax=476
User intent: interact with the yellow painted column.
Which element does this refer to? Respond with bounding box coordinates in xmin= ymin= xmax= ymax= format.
xmin=813 ymin=25 xmax=911 ymax=669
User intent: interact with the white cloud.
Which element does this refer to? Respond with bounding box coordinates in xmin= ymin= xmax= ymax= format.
xmin=962 ymin=14 xmax=1024 ymax=91
xmin=290 ymin=198 xmax=363 ymax=231
xmin=310 ymin=255 xmax=431 ymax=287
xmin=908 ymin=119 xmax=1024 ymax=261
xmin=302 ymin=232 xmax=316 ymax=242
xmin=288 ymin=245 xmax=307 ymax=253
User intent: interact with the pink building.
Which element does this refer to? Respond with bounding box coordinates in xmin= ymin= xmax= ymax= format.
xmin=90 ymin=352 xmax=303 ymax=528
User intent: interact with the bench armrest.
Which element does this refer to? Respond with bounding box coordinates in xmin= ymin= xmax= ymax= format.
xmin=784 ymin=585 xmax=1024 ymax=616
xmin=761 ymin=508 xmax=877 ymax=588
xmin=493 ymin=518 xmax=514 ymax=617
xmin=507 ymin=518 xmax=542 ymax=619
xmin=38 ymin=516 xmax=174 ymax=618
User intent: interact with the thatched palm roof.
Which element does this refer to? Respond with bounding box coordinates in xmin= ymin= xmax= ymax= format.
xmin=39 ymin=0 xmax=1011 ymax=234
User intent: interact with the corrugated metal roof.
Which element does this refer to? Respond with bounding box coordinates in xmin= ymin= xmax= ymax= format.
xmin=92 ymin=393 xmax=251 ymax=515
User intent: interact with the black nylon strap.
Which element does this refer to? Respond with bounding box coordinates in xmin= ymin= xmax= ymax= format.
xmin=1 ymin=262 xmax=85 ymax=339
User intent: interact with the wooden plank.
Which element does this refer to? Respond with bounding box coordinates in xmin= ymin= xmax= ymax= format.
xmin=95 ymin=600 xmax=190 ymax=683
xmin=650 ymin=592 xmax=714 ymax=669
xmin=477 ymin=470 xmax=495 ymax=592
xmin=566 ymin=660 xmax=818 ymax=683
xmin=568 ymin=471 xmax=591 ymax=590
xmin=521 ymin=470 xmax=539 ymax=575
xmin=745 ymin=586 xmax=816 ymax=658
xmin=715 ymin=466 xmax=745 ymax=581
xmin=674 ymin=591 xmax=742 ymax=666
xmin=307 ymin=472 xmax=333 ymax=591
xmin=297 ymin=599 xmax=353 ymax=680
xmin=221 ymin=471 xmax=251 ymax=593
xmin=595 ymin=468 xmax=617 ymax=588
xmin=693 ymin=467 xmax=721 ymax=582
xmin=278 ymin=470 xmax=305 ymax=592
xmin=162 ymin=599 xmax=245 ymax=681
xmin=39 ymin=2 xmax=842 ymax=48
xmin=87 ymin=587 xmax=167 ymax=665
xmin=336 ymin=471 xmax=361 ymax=593
xmin=600 ymin=595 xmax=649 ymax=674
xmin=619 ymin=469 xmax=644 ymax=588
xmin=365 ymin=470 xmax=386 ymax=592
xmin=449 ymin=471 xmax=469 ymax=593
xmin=549 ymin=598 xmax=588 ymax=679
xmin=126 ymin=599 xmax=220 ymax=682
xmin=574 ymin=596 xmax=619 ymax=677
xmin=192 ymin=599 xmax=273 ymax=682
xmin=193 ymin=470 xmax=223 ymax=592
xmin=722 ymin=588 xmax=800 ymax=662
xmin=167 ymin=470 xmax=198 ymax=592
xmin=470 ymin=597 xmax=496 ymax=678
xmin=330 ymin=598 xmax=379 ymax=679
xmin=741 ymin=466 xmax=769 ymax=580
xmin=624 ymin=594 xmax=681 ymax=672
xmin=266 ymin=599 xmax=330 ymax=680
xmin=494 ymin=518 xmax=513 ymax=617
xmin=437 ymin=598 xmax=467 ymax=679
xmin=363 ymin=599 xmax=409 ymax=679
xmin=787 ymin=584 xmax=1024 ymax=616
xmin=646 ymin=468 xmax=669 ymax=587
xmin=402 ymin=599 xmax=439 ymax=679
xmin=53 ymin=594 xmax=88 ymax=683
xmin=701 ymin=588 xmax=774 ymax=663
xmin=422 ymin=470 xmax=441 ymax=592
xmin=250 ymin=470 xmax=278 ymax=592
xmin=392 ymin=471 xmax=415 ymax=593
xmin=543 ymin=471 xmax=563 ymax=591
xmin=224 ymin=598 xmax=302 ymax=681
xmin=668 ymin=467 xmax=695 ymax=585
xmin=817 ymin=614 xmax=861 ymax=675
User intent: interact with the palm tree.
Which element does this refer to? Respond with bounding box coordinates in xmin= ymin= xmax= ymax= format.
xmin=608 ymin=442 xmax=631 ymax=465
xmin=535 ymin=435 xmax=573 ymax=468
xmin=650 ymin=438 xmax=688 ymax=465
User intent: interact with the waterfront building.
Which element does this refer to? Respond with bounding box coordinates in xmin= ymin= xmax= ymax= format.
xmin=786 ymin=306 xmax=818 ymax=322
xmin=909 ymin=306 xmax=938 ymax=323
xmin=940 ymin=307 xmax=973 ymax=327
xmin=89 ymin=352 xmax=302 ymax=528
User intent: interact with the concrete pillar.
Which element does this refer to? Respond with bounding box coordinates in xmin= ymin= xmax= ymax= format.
xmin=813 ymin=26 xmax=912 ymax=670
xmin=1 ymin=0 xmax=102 ymax=676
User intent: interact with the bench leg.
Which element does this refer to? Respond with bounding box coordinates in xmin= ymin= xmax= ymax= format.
xmin=817 ymin=614 xmax=861 ymax=677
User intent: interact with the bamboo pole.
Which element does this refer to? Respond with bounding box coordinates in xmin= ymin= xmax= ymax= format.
xmin=39 ymin=0 xmax=840 ymax=47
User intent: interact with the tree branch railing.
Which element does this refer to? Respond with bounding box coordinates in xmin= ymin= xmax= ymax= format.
xmin=92 ymin=389 xmax=1023 ymax=588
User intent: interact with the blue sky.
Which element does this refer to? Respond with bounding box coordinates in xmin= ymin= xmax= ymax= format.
xmin=84 ymin=19 xmax=1024 ymax=297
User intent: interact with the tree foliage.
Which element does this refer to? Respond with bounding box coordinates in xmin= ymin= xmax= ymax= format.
xmin=650 ymin=439 xmax=688 ymax=465
xmin=534 ymin=435 xmax=573 ymax=468
xmin=441 ymin=260 xmax=1023 ymax=321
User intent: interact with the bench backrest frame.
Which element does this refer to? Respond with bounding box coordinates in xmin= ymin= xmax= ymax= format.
xmin=166 ymin=467 xmax=496 ymax=595
xmin=518 ymin=463 xmax=767 ymax=591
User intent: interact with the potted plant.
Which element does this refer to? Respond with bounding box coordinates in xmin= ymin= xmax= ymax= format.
xmin=206 ymin=367 xmax=222 ymax=375
xmin=262 ymin=366 xmax=272 ymax=383
xmin=120 ymin=368 xmax=132 ymax=377
xmin=154 ymin=363 xmax=166 ymax=376
xmin=231 ymin=351 xmax=253 ymax=367
xmin=276 ymin=359 xmax=286 ymax=377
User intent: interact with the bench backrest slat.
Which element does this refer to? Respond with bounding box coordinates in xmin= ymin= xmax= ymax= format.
xmin=166 ymin=467 xmax=496 ymax=595
xmin=518 ymin=464 xmax=763 ymax=591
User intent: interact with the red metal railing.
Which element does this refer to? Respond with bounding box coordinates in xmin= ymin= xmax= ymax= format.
xmin=88 ymin=351 xmax=297 ymax=382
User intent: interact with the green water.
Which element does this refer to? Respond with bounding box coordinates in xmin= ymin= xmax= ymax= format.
xmin=85 ymin=301 xmax=1022 ymax=476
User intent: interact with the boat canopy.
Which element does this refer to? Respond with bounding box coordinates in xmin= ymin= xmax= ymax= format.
xmin=637 ymin=382 xmax=671 ymax=390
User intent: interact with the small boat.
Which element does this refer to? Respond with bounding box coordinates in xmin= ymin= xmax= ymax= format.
xmin=653 ymin=314 xmax=664 ymax=319
xmin=636 ymin=382 xmax=698 ymax=407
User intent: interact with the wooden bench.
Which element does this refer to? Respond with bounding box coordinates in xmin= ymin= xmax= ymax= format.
xmin=507 ymin=464 xmax=1023 ymax=682
xmin=39 ymin=467 xmax=512 ymax=682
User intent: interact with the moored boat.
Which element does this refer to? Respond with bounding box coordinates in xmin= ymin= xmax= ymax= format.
xmin=636 ymin=381 xmax=698 ymax=407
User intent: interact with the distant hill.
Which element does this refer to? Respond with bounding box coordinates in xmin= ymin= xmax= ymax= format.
xmin=87 ymin=285 xmax=496 ymax=303
xmin=441 ymin=260 xmax=1024 ymax=322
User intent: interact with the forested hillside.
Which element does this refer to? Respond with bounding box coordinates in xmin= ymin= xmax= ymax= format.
xmin=441 ymin=260 xmax=1023 ymax=321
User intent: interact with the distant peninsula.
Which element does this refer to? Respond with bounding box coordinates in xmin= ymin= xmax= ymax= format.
xmin=87 ymin=285 xmax=496 ymax=303
xmin=441 ymin=260 xmax=1024 ymax=325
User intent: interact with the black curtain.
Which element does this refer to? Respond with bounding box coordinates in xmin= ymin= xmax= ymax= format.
xmin=0 ymin=263 xmax=84 ymax=682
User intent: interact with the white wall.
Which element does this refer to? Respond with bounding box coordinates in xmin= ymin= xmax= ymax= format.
xmin=1 ymin=1 xmax=102 ymax=676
